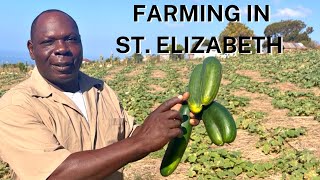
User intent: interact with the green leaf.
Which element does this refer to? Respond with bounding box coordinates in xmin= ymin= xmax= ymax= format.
xmin=188 ymin=154 xmax=197 ymax=163
xmin=255 ymin=164 xmax=266 ymax=172
xmin=262 ymin=144 xmax=271 ymax=154
xmin=264 ymin=162 xmax=273 ymax=171
xmin=223 ymin=159 xmax=235 ymax=169
xmin=247 ymin=171 xmax=255 ymax=178
xmin=216 ymin=170 xmax=226 ymax=178
xmin=188 ymin=170 xmax=197 ymax=177
xmin=287 ymin=129 xmax=297 ymax=138
xmin=232 ymin=166 xmax=243 ymax=175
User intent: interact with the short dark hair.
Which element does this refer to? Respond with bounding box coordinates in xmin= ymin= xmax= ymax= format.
xmin=30 ymin=9 xmax=78 ymax=40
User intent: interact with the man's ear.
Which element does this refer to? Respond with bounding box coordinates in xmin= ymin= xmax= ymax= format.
xmin=27 ymin=40 xmax=35 ymax=60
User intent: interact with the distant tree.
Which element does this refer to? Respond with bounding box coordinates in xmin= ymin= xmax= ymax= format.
xmin=202 ymin=39 xmax=211 ymax=47
xmin=191 ymin=39 xmax=210 ymax=51
xmin=17 ymin=62 xmax=28 ymax=72
xmin=264 ymin=20 xmax=314 ymax=48
xmin=165 ymin=44 xmax=185 ymax=60
xmin=113 ymin=56 xmax=120 ymax=61
xmin=132 ymin=53 xmax=144 ymax=63
xmin=219 ymin=22 xmax=255 ymax=53
xmin=99 ymin=55 xmax=104 ymax=62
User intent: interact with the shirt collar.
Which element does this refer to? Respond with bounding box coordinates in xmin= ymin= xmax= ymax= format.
xmin=78 ymin=71 xmax=104 ymax=92
xmin=30 ymin=67 xmax=104 ymax=97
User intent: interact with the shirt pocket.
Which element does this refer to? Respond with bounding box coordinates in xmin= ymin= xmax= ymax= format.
xmin=100 ymin=115 xmax=125 ymax=145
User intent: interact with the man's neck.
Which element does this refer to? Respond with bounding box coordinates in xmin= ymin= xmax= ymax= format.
xmin=50 ymin=79 xmax=80 ymax=93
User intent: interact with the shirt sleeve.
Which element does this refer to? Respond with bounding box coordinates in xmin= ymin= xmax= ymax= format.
xmin=0 ymin=104 xmax=71 ymax=180
xmin=122 ymin=108 xmax=139 ymax=138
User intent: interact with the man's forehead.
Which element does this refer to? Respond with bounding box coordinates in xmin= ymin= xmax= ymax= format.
xmin=36 ymin=11 xmax=75 ymax=27
xmin=32 ymin=12 xmax=79 ymax=37
xmin=30 ymin=10 xmax=79 ymax=40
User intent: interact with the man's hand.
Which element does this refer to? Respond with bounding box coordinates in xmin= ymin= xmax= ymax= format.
xmin=132 ymin=92 xmax=200 ymax=153
xmin=171 ymin=92 xmax=200 ymax=126
xmin=48 ymin=92 xmax=201 ymax=180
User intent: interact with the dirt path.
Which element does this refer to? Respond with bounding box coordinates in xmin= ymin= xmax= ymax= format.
xmin=151 ymin=70 xmax=166 ymax=79
xmin=236 ymin=70 xmax=271 ymax=83
xmin=123 ymin=157 xmax=190 ymax=180
xmin=270 ymin=82 xmax=320 ymax=97
xmin=233 ymin=70 xmax=320 ymax=158
xmin=103 ymin=67 xmax=123 ymax=82
xmin=237 ymin=69 xmax=320 ymax=97
xmin=0 ymin=75 xmax=29 ymax=91
xmin=215 ymin=129 xmax=274 ymax=162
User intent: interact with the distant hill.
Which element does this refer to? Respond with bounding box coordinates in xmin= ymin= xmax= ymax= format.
xmin=0 ymin=50 xmax=100 ymax=65
xmin=0 ymin=50 xmax=34 ymax=65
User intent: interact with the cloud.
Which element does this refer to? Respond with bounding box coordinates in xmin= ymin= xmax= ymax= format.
xmin=273 ymin=6 xmax=312 ymax=18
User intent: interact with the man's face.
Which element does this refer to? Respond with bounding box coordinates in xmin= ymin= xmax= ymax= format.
xmin=28 ymin=12 xmax=83 ymax=86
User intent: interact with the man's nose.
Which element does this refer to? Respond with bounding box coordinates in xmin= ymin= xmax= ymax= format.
xmin=54 ymin=40 xmax=71 ymax=55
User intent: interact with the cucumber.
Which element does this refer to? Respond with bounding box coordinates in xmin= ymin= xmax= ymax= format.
xmin=202 ymin=101 xmax=237 ymax=146
xmin=187 ymin=64 xmax=203 ymax=114
xmin=160 ymin=104 xmax=192 ymax=176
xmin=200 ymin=57 xmax=222 ymax=105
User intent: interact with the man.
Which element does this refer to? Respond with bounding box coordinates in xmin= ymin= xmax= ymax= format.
xmin=0 ymin=9 xmax=199 ymax=180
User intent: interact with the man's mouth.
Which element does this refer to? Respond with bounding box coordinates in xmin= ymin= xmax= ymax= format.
xmin=52 ymin=63 xmax=74 ymax=72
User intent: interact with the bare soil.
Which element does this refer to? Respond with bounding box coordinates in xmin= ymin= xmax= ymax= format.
xmin=105 ymin=65 xmax=123 ymax=75
xmin=148 ymin=84 xmax=166 ymax=93
xmin=151 ymin=70 xmax=166 ymax=79
xmin=311 ymin=87 xmax=320 ymax=96
xmin=236 ymin=70 xmax=272 ymax=83
xmin=221 ymin=78 xmax=231 ymax=86
xmin=104 ymin=74 xmax=115 ymax=82
xmin=103 ymin=66 xmax=125 ymax=82
xmin=173 ymin=66 xmax=189 ymax=75
xmin=232 ymin=88 xmax=320 ymax=158
xmin=215 ymin=130 xmax=277 ymax=162
xmin=271 ymin=82 xmax=320 ymax=97
xmin=126 ymin=69 xmax=141 ymax=78
xmin=235 ymin=69 xmax=320 ymax=97
xmin=123 ymin=157 xmax=190 ymax=180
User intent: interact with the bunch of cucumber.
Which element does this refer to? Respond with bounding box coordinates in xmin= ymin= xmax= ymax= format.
xmin=160 ymin=56 xmax=237 ymax=176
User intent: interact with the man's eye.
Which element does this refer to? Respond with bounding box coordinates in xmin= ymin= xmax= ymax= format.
xmin=67 ymin=37 xmax=78 ymax=42
xmin=41 ymin=40 xmax=54 ymax=45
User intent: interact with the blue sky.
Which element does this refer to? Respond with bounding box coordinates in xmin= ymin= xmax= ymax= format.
xmin=0 ymin=0 xmax=319 ymax=63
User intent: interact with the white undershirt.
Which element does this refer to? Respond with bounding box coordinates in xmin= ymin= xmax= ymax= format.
xmin=63 ymin=90 xmax=89 ymax=122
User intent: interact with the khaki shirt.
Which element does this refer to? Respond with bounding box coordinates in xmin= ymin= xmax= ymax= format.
xmin=0 ymin=68 xmax=136 ymax=180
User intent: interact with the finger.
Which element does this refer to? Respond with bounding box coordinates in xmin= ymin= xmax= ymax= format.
xmin=166 ymin=119 xmax=182 ymax=129
xmin=155 ymin=95 xmax=183 ymax=112
xmin=168 ymin=128 xmax=183 ymax=139
xmin=164 ymin=110 xmax=182 ymax=121
xmin=189 ymin=112 xmax=196 ymax=119
xmin=171 ymin=104 xmax=182 ymax=112
xmin=190 ymin=119 xmax=200 ymax=126
xmin=171 ymin=92 xmax=190 ymax=111
xmin=182 ymin=92 xmax=190 ymax=101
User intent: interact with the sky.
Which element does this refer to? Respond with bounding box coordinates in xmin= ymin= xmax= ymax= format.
xmin=0 ymin=0 xmax=319 ymax=63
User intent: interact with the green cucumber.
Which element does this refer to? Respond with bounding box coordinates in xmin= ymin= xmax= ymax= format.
xmin=202 ymin=101 xmax=237 ymax=146
xmin=200 ymin=57 xmax=222 ymax=105
xmin=187 ymin=64 xmax=203 ymax=114
xmin=160 ymin=104 xmax=192 ymax=176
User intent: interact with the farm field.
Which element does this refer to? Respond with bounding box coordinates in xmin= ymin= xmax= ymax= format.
xmin=0 ymin=50 xmax=320 ymax=179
